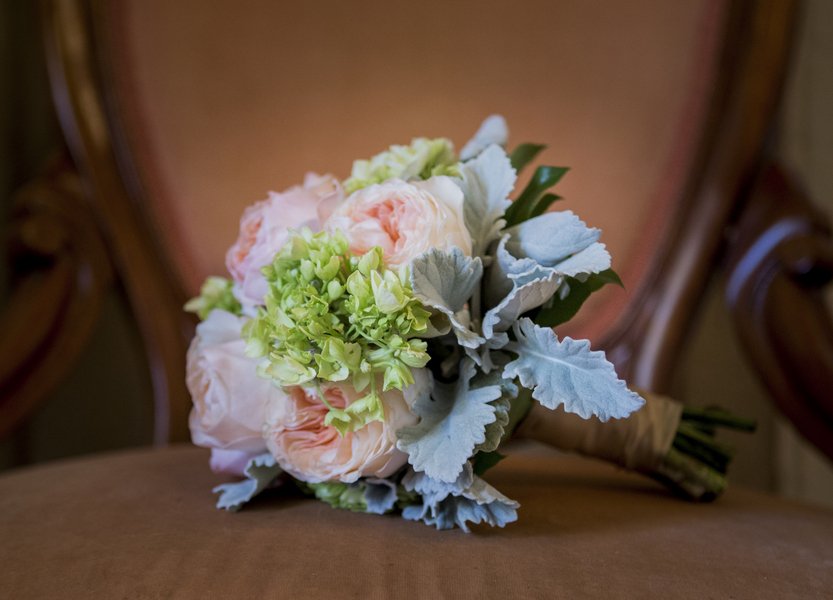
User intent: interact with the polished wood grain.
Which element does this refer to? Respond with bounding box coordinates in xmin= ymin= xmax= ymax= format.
xmin=727 ymin=161 xmax=833 ymax=460
xmin=0 ymin=162 xmax=111 ymax=438
xmin=604 ymin=0 xmax=801 ymax=389
xmin=41 ymin=0 xmax=194 ymax=443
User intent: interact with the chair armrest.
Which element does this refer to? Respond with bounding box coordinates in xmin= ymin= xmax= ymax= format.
xmin=0 ymin=164 xmax=111 ymax=439
xmin=726 ymin=161 xmax=833 ymax=460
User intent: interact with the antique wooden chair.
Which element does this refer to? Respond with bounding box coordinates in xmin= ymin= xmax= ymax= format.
xmin=1 ymin=0 xmax=832 ymax=596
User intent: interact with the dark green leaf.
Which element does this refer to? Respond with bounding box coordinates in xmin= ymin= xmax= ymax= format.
xmin=533 ymin=269 xmax=622 ymax=327
xmin=593 ymin=268 xmax=623 ymax=287
xmin=509 ymin=143 xmax=547 ymax=173
xmin=472 ymin=450 xmax=506 ymax=476
xmin=529 ymin=193 xmax=562 ymax=218
xmin=504 ymin=165 xmax=569 ymax=226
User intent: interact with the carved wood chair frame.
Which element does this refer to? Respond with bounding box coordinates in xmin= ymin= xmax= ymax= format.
xmin=4 ymin=0 xmax=832 ymax=461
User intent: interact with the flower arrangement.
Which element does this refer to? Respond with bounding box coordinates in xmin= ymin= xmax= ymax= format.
xmin=186 ymin=116 xmax=752 ymax=531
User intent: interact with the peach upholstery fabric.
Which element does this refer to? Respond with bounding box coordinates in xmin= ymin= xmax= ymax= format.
xmin=2 ymin=446 xmax=831 ymax=598
xmin=100 ymin=0 xmax=726 ymax=344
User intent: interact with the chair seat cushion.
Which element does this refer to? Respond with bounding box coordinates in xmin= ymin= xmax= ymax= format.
xmin=1 ymin=445 xmax=831 ymax=598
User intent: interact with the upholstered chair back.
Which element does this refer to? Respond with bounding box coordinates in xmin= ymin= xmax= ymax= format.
xmin=43 ymin=0 xmax=808 ymax=446
xmin=99 ymin=0 xmax=727 ymax=345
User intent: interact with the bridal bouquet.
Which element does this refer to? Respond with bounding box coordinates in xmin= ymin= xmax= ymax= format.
xmin=186 ymin=116 xmax=751 ymax=531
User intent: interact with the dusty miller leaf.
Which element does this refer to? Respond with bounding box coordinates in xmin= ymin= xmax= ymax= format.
xmin=363 ymin=478 xmax=399 ymax=515
xmin=411 ymin=247 xmax=482 ymax=313
xmin=401 ymin=465 xmax=519 ymax=532
xmin=455 ymin=145 xmax=517 ymax=258
xmin=463 ymin=333 xmax=510 ymax=373
xmin=410 ymin=248 xmax=485 ymax=349
xmin=483 ymin=227 xmax=610 ymax=318
xmin=472 ymin=366 xmax=518 ymax=453
xmin=504 ymin=211 xmax=600 ymax=266
xmin=503 ymin=318 xmax=644 ymax=421
xmin=548 ymin=242 xmax=611 ymax=279
xmin=213 ymin=453 xmax=283 ymax=512
xmin=396 ymin=358 xmax=502 ymax=483
xmin=481 ymin=270 xmax=561 ymax=340
xmin=460 ymin=115 xmax=509 ymax=161
xmin=402 ymin=462 xmax=474 ymax=502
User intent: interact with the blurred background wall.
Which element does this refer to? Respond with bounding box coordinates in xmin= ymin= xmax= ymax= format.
xmin=0 ymin=0 xmax=831 ymax=507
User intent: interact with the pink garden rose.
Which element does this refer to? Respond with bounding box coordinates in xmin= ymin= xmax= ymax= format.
xmin=187 ymin=310 xmax=285 ymax=474
xmin=263 ymin=373 xmax=429 ymax=483
xmin=226 ymin=173 xmax=341 ymax=306
xmin=209 ymin=448 xmax=259 ymax=477
xmin=324 ymin=177 xmax=472 ymax=267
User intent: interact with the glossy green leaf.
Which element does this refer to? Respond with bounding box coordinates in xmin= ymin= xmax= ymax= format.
xmin=472 ymin=451 xmax=506 ymax=476
xmin=509 ymin=143 xmax=546 ymax=173
xmin=533 ymin=269 xmax=623 ymax=327
xmin=529 ymin=193 xmax=562 ymax=218
xmin=504 ymin=165 xmax=569 ymax=226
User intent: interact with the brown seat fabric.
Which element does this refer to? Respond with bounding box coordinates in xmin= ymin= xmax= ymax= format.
xmin=2 ymin=446 xmax=831 ymax=598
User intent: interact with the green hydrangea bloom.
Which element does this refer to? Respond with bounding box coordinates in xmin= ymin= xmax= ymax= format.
xmin=244 ymin=228 xmax=431 ymax=433
xmin=184 ymin=276 xmax=242 ymax=320
xmin=301 ymin=482 xmax=368 ymax=512
xmin=299 ymin=480 xmax=417 ymax=514
xmin=344 ymin=137 xmax=460 ymax=193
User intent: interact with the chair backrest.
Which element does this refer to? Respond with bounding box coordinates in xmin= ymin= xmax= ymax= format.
xmin=40 ymin=0 xmax=800 ymax=443
xmin=96 ymin=0 xmax=728 ymax=342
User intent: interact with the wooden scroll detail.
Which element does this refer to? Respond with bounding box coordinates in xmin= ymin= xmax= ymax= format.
xmin=0 ymin=164 xmax=112 ymax=439
xmin=601 ymin=0 xmax=799 ymax=393
xmin=726 ymin=162 xmax=833 ymax=461
xmin=43 ymin=0 xmax=195 ymax=444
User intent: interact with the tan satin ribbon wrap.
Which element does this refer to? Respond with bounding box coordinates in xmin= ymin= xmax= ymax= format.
xmin=514 ymin=391 xmax=683 ymax=473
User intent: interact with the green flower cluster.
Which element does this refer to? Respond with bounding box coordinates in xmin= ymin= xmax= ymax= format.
xmin=301 ymin=482 xmax=368 ymax=512
xmin=184 ymin=276 xmax=242 ymax=320
xmin=344 ymin=137 xmax=460 ymax=193
xmin=244 ymin=228 xmax=431 ymax=433
xmin=299 ymin=480 xmax=420 ymax=515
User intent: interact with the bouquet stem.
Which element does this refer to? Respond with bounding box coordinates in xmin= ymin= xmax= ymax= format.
xmin=513 ymin=391 xmax=755 ymax=501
